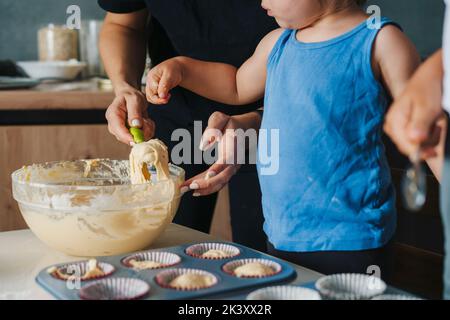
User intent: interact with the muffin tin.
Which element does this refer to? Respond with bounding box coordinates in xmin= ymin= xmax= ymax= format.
xmin=35 ymin=242 xmax=297 ymax=300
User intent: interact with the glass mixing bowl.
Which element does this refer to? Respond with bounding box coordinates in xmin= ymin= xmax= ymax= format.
xmin=11 ymin=159 xmax=184 ymax=257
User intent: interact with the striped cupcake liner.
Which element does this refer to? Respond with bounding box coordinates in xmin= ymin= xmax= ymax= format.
xmin=247 ymin=285 xmax=321 ymax=300
xmin=79 ymin=277 xmax=150 ymax=300
xmin=222 ymin=259 xmax=282 ymax=278
xmin=122 ymin=251 xmax=181 ymax=270
xmin=315 ymin=273 xmax=387 ymax=300
xmin=47 ymin=260 xmax=115 ymax=281
xmin=185 ymin=243 xmax=240 ymax=260
xmin=155 ymin=268 xmax=218 ymax=291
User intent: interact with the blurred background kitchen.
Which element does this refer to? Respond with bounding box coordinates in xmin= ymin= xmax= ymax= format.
xmin=1 ymin=0 xmax=445 ymax=60
xmin=0 ymin=0 xmax=447 ymax=298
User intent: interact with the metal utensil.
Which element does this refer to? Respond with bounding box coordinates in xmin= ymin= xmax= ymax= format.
xmin=401 ymin=149 xmax=427 ymax=211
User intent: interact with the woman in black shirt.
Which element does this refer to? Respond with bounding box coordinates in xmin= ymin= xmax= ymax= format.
xmin=98 ymin=0 xmax=277 ymax=251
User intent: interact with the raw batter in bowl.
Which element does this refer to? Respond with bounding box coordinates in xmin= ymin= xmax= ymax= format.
xmin=12 ymin=140 xmax=184 ymax=257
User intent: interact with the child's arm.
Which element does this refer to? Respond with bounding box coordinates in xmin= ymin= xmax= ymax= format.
xmin=373 ymin=25 xmax=421 ymax=99
xmin=145 ymin=28 xmax=284 ymax=106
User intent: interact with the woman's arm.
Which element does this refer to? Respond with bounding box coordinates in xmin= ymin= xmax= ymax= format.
xmin=100 ymin=10 xmax=148 ymax=90
xmin=146 ymin=28 xmax=284 ymax=106
xmin=99 ymin=9 xmax=155 ymax=145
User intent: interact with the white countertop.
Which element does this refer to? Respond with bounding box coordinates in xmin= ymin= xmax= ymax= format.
xmin=0 ymin=224 xmax=322 ymax=300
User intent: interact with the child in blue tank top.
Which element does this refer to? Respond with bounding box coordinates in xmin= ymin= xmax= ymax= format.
xmin=146 ymin=0 xmax=420 ymax=278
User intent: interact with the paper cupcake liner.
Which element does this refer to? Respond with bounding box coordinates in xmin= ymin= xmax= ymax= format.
xmin=222 ymin=258 xmax=282 ymax=278
xmin=372 ymin=294 xmax=423 ymax=300
xmin=47 ymin=260 xmax=115 ymax=281
xmin=315 ymin=273 xmax=387 ymax=300
xmin=185 ymin=243 xmax=240 ymax=260
xmin=79 ymin=277 xmax=150 ymax=300
xmin=155 ymin=268 xmax=218 ymax=291
xmin=122 ymin=251 xmax=181 ymax=270
xmin=247 ymin=286 xmax=321 ymax=300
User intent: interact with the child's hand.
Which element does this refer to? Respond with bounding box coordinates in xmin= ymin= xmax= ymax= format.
xmin=145 ymin=58 xmax=183 ymax=105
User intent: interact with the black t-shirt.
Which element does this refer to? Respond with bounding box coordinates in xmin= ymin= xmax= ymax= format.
xmin=98 ymin=0 xmax=278 ymax=131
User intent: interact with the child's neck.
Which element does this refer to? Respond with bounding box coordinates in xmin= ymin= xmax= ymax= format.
xmin=296 ymin=5 xmax=368 ymax=44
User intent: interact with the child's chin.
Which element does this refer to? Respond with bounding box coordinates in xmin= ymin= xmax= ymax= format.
xmin=274 ymin=18 xmax=288 ymax=28
xmin=274 ymin=18 xmax=296 ymax=30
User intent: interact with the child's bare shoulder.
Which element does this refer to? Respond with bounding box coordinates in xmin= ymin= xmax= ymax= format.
xmin=372 ymin=24 xmax=420 ymax=95
xmin=260 ymin=28 xmax=285 ymax=47
xmin=373 ymin=24 xmax=417 ymax=60
xmin=255 ymin=28 xmax=285 ymax=57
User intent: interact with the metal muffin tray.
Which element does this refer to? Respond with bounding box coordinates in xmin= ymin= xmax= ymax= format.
xmin=35 ymin=242 xmax=297 ymax=300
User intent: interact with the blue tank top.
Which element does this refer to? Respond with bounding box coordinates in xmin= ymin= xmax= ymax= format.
xmin=258 ymin=18 xmax=397 ymax=252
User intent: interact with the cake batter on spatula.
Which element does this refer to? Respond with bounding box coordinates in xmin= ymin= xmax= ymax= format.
xmin=129 ymin=138 xmax=171 ymax=184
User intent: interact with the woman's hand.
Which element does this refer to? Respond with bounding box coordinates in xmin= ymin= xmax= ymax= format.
xmin=181 ymin=111 xmax=262 ymax=196
xmin=145 ymin=58 xmax=184 ymax=105
xmin=105 ymin=83 xmax=155 ymax=146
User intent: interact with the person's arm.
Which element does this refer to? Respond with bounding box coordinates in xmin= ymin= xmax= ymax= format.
xmin=383 ymin=50 xmax=446 ymax=180
xmin=376 ymin=26 xmax=446 ymax=179
xmin=374 ymin=25 xmax=421 ymax=99
xmin=99 ymin=9 xmax=155 ymax=145
xmin=145 ymin=29 xmax=284 ymax=106
xmin=376 ymin=26 xmax=447 ymax=179
xmin=100 ymin=10 xmax=148 ymax=90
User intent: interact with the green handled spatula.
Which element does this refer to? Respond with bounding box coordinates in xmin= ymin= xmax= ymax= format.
xmin=129 ymin=127 xmax=145 ymax=144
xmin=129 ymin=126 xmax=151 ymax=181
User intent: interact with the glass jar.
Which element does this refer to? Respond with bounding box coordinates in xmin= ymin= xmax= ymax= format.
xmin=38 ymin=24 xmax=78 ymax=61
xmin=79 ymin=20 xmax=106 ymax=78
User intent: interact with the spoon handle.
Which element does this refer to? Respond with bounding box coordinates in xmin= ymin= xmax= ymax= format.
xmin=130 ymin=127 xmax=145 ymax=144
